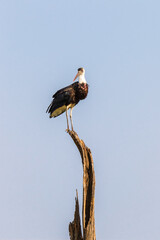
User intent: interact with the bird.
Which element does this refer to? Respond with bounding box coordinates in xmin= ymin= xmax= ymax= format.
xmin=46 ymin=67 xmax=89 ymax=131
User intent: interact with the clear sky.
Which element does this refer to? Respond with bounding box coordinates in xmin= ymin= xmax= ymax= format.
xmin=0 ymin=0 xmax=160 ymax=240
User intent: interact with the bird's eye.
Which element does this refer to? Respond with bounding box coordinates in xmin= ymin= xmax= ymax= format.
xmin=78 ymin=67 xmax=83 ymax=72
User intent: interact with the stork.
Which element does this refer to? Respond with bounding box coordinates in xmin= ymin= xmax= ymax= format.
xmin=46 ymin=68 xmax=88 ymax=130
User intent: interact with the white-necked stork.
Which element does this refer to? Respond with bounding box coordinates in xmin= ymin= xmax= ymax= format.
xmin=46 ymin=68 xmax=88 ymax=130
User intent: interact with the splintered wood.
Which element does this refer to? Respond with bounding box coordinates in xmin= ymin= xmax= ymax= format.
xmin=67 ymin=130 xmax=96 ymax=240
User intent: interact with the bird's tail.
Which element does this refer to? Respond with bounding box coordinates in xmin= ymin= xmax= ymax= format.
xmin=46 ymin=102 xmax=52 ymax=113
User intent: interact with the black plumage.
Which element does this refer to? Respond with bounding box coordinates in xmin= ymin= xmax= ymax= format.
xmin=46 ymin=68 xmax=88 ymax=130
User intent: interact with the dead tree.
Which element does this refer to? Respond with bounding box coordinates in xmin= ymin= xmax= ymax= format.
xmin=67 ymin=130 xmax=96 ymax=240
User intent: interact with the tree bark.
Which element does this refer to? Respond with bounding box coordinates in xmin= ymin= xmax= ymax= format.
xmin=67 ymin=130 xmax=96 ymax=240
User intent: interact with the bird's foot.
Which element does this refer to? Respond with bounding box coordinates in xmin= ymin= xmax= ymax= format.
xmin=66 ymin=128 xmax=70 ymax=133
xmin=71 ymin=128 xmax=76 ymax=134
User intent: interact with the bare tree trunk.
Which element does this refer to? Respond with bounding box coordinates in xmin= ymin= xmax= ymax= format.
xmin=67 ymin=130 xmax=96 ymax=240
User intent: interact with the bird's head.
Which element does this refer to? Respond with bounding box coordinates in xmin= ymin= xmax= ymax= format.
xmin=73 ymin=68 xmax=86 ymax=83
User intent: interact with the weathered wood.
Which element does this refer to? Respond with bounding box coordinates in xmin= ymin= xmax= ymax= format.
xmin=69 ymin=191 xmax=83 ymax=240
xmin=67 ymin=130 xmax=96 ymax=240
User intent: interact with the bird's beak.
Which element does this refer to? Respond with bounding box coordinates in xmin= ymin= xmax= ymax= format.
xmin=73 ymin=72 xmax=79 ymax=81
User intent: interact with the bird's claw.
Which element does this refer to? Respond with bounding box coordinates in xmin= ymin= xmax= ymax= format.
xmin=66 ymin=128 xmax=70 ymax=133
xmin=66 ymin=128 xmax=75 ymax=133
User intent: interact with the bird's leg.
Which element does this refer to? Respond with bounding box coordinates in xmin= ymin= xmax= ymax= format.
xmin=66 ymin=108 xmax=69 ymax=130
xmin=70 ymin=108 xmax=74 ymax=131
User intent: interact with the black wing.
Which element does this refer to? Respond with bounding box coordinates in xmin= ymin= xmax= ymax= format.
xmin=52 ymin=82 xmax=77 ymax=98
xmin=46 ymin=83 xmax=77 ymax=117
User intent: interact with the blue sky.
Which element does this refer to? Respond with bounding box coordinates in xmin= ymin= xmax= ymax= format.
xmin=0 ymin=0 xmax=160 ymax=239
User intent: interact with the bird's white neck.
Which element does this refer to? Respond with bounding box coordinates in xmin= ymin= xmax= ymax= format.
xmin=78 ymin=74 xmax=87 ymax=84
